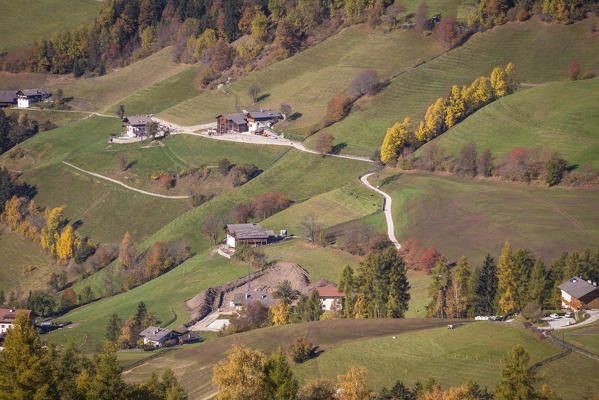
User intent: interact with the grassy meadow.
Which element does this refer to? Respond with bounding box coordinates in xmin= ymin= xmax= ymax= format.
xmin=4 ymin=109 xmax=90 ymax=128
xmin=262 ymin=179 xmax=383 ymax=235
xmin=314 ymin=17 xmax=599 ymax=156
xmin=119 ymin=321 xmax=585 ymax=400
xmin=378 ymin=172 xmax=599 ymax=262
xmin=0 ymin=227 xmax=57 ymax=294
xmin=0 ymin=0 xmax=101 ymax=53
xmin=105 ymin=65 xmax=204 ymax=116
xmin=158 ymin=24 xmax=442 ymax=132
xmin=54 ymin=48 xmax=191 ymax=112
xmin=420 ymin=79 xmax=599 ymax=169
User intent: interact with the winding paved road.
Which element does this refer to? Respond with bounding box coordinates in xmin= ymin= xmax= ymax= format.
xmin=360 ymin=172 xmax=401 ymax=249
xmin=62 ymin=161 xmax=191 ymax=199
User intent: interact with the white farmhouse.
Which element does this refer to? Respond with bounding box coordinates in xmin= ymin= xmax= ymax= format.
xmin=139 ymin=326 xmax=180 ymax=348
xmin=123 ymin=115 xmax=153 ymax=137
xmin=224 ymin=223 xmax=274 ymax=248
xmin=0 ymin=308 xmax=34 ymax=333
xmin=316 ymin=287 xmax=345 ymax=311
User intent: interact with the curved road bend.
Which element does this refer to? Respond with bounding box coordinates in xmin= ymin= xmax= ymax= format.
xmin=360 ymin=172 xmax=401 ymax=249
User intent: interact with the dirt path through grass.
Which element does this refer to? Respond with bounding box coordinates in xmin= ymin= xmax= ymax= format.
xmin=360 ymin=172 xmax=401 ymax=249
xmin=62 ymin=161 xmax=191 ymax=199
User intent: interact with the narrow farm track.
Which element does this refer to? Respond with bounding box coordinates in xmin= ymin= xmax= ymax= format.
xmin=360 ymin=172 xmax=401 ymax=249
xmin=62 ymin=161 xmax=191 ymax=199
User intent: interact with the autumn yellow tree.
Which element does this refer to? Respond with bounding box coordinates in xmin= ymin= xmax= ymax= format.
xmin=213 ymin=345 xmax=269 ymax=400
xmin=497 ymin=242 xmax=517 ymax=314
xmin=416 ymin=98 xmax=446 ymax=142
xmin=336 ymin=366 xmax=374 ymax=400
xmin=56 ymin=225 xmax=75 ymax=263
xmin=380 ymin=117 xmax=413 ymax=163
xmin=271 ymin=299 xmax=291 ymax=326
xmin=41 ymin=207 xmax=65 ymax=255
xmin=491 ymin=67 xmax=508 ymax=98
xmin=444 ymin=85 xmax=466 ymax=128
xmin=352 ymin=293 xmax=369 ymax=319
xmin=421 ymin=383 xmax=478 ymax=400
xmin=2 ymin=196 xmax=24 ymax=230
xmin=118 ymin=232 xmax=136 ymax=269
xmin=468 ymin=77 xmax=493 ymax=110
xmin=504 ymin=62 xmax=519 ymax=94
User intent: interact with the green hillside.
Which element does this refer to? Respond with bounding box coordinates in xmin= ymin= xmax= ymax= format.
xmin=105 ymin=65 xmax=204 ymax=116
xmin=380 ymin=172 xmax=599 ymax=262
xmin=54 ymin=48 xmax=192 ymax=112
xmin=316 ymin=17 xmax=599 ymax=156
xmin=418 ymin=79 xmax=599 ymax=169
xmin=120 ymin=321 xmax=580 ymax=400
xmin=0 ymin=0 xmax=101 ymax=53
xmin=158 ymin=24 xmax=442 ymax=133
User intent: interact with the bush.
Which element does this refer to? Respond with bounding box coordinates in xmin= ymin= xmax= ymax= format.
xmin=286 ymin=337 xmax=315 ymax=363
xmin=159 ymin=172 xmax=176 ymax=189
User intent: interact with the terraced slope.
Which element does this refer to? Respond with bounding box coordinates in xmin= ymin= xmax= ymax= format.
xmin=0 ymin=0 xmax=101 ymax=52
xmin=158 ymin=25 xmax=442 ymax=135
xmin=419 ymin=78 xmax=599 ymax=169
xmin=55 ymin=48 xmax=192 ymax=112
xmin=317 ymin=18 xmax=599 ymax=156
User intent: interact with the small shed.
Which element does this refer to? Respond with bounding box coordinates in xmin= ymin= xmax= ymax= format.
xmin=224 ymin=223 xmax=274 ymax=248
xmin=558 ymin=277 xmax=599 ymax=311
xmin=316 ymin=287 xmax=345 ymax=311
xmin=0 ymin=91 xmax=17 ymax=108
xmin=178 ymin=332 xmax=202 ymax=345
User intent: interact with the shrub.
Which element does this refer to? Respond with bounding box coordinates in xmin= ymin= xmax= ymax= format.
xmin=568 ymin=60 xmax=580 ymax=80
xmin=287 ymin=337 xmax=315 ymax=363
xmin=159 ymin=172 xmax=176 ymax=189
xmin=324 ymin=94 xmax=352 ymax=126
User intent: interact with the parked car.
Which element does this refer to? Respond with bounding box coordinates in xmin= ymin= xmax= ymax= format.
xmin=564 ymin=312 xmax=574 ymax=318
xmin=550 ymin=313 xmax=560 ymax=318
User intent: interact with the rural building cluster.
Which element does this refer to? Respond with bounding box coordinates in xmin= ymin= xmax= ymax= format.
xmin=0 ymin=89 xmax=50 ymax=108
xmin=216 ymin=109 xmax=282 ymax=135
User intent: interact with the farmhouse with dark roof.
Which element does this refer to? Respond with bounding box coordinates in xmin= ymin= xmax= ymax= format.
xmin=558 ymin=277 xmax=599 ymax=310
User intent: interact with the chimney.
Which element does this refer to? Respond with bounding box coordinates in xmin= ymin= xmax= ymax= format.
xmin=9 ymin=309 xmax=14 ymax=313
xmin=589 ymin=280 xmax=592 ymax=284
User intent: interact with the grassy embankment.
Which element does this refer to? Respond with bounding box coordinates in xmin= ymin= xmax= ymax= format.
xmin=418 ymin=78 xmax=599 ymax=169
xmin=314 ymin=17 xmax=599 ymax=156
xmin=120 ymin=321 xmax=587 ymax=400
xmin=158 ymin=24 xmax=443 ymax=136
xmin=377 ymin=172 xmax=599 ymax=262
xmin=4 ymin=109 xmax=90 ymax=128
xmin=0 ymin=0 xmax=101 ymax=53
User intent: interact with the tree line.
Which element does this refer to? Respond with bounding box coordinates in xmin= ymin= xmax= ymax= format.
xmin=0 ymin=312 xmax=188 ymax=399
xmin=0 ymin=110 xmax=58 ymax=154
xmin=426 ymin=242 xmax=599 ymax=318
xmin=405 ymin=141 xmax=598 ymax=187
xmin=381 ymin=63 xmax=518 ymax=164
xmin=211 ymin=343 xmax=566 ymax=399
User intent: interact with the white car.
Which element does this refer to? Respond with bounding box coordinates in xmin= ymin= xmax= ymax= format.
xmin=550 ymin=313 xmax=560 ymax=318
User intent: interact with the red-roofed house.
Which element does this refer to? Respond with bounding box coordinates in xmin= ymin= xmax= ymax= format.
xmin=0 ymin=308 xmax=34 ymax=334
xmin=316 ymin=286 xmax=345 ymax=311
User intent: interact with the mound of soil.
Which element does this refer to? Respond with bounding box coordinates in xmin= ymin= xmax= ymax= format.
xmin=180 ymin=262 xmax=335 ymax=330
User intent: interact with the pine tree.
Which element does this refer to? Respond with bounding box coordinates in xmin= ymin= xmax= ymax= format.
xmin=105 ymin=313 xmax=121 ymax=343
xmin=528 ymin=258 xmax=547 ymax=307
xmin=475 ymin=254 xmax=498 ymax=315
xmin=512 ymin=249 xmax=535 ymax=308
xmin=0 ymin=290 xmax=5 ymax=306
xmin=338 ymin=265 xmax=355 ymax=318
xmin=0 ymin=312 xmax=57 ymax=399
xmin=265 ymin=348 xmax=299 ymax=400
xmin=118 ymin=231 xmax=136 ymax=269
xmin=87 ymin=342 xmax=126 ymax=400
xmin=304 ymin=289 xmax=323 ymax=321
xmin=427 ymin=257 xmax=451 ymax=318
xmin=497 ymin=242 xmax=517 ymax=314
xmin=386 ymin=252 xmax=410 ymax=318
xmin=494 ymin=345 xmax=539 ymax=400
